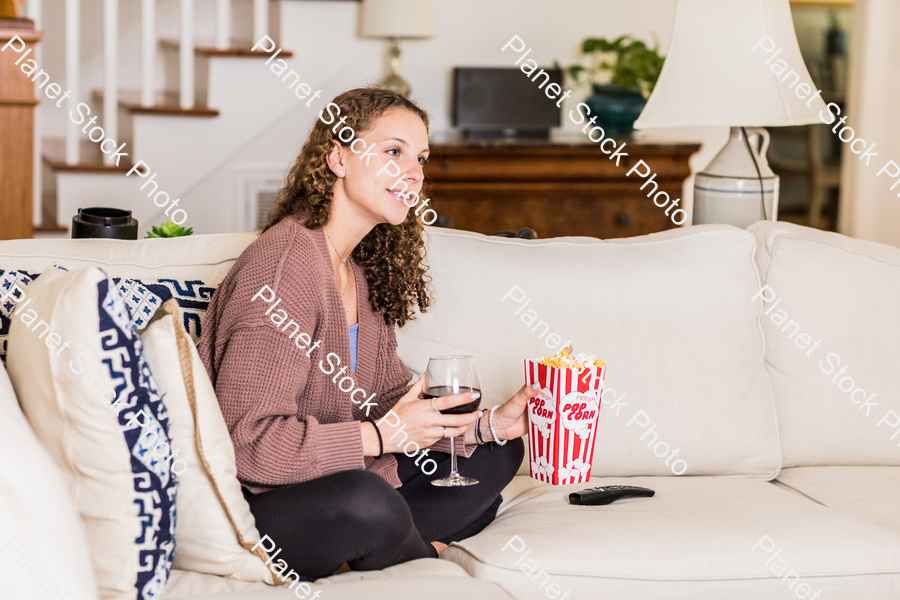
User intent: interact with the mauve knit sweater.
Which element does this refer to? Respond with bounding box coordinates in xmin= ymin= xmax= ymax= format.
xmin=199 ymin=217 xmax=474 ymax=494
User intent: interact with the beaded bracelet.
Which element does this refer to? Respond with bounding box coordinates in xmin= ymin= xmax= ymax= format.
xmin=488 ymin=406 xmax=507 ymax=446
xmin=365 ymin=418 xmax=383 ymax=458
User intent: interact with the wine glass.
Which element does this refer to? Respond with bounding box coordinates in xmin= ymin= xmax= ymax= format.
xmin=424 ymin=355 xmax=482 ymax=487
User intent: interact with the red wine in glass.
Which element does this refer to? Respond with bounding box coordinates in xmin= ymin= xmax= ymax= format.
xmin=423 ymin=386 xmax=482 ymax=415
xmin=424 ymin=356 xmax=481 ymax=487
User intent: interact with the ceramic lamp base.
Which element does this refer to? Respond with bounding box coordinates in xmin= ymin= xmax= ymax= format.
xmin=692 ymin=126 xmax=780 ymax=227
xmin=693 ymin=173 xmax=780 ymax=228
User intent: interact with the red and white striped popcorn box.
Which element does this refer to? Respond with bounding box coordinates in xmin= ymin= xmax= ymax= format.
xmin=524 ymin=359 xmax=606 ymax=485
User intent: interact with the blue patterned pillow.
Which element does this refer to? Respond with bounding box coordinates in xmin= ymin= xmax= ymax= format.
xmin=6 ymin=267 xmax=179 ymax=599
xmin=98 ymin=277 xmax=178 ymax=599
xmin=0 ymin=268 xmax=216 ymax=365
xmin=0 ymin=269 xmax=39 ymax=362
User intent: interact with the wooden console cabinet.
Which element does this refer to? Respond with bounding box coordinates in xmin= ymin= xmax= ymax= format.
xmin=0 ymin=24 xmax=39 ymax=240
xmin=425 ymin=140 xmax=700 ymax=239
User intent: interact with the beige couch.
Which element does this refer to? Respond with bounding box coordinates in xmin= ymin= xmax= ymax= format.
xmin=1 ymin=221 xmax=899 ymax=600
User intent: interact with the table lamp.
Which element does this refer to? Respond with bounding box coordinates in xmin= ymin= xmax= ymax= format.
xmin=359 ymin=0 xmax=435 ymax=97
xmin=634 ymin=0 xmax=828 ymax=227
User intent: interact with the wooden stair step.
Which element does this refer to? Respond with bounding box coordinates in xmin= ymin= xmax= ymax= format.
xmin=159 ymin=39 xmax=293 ymax=58
xmin=34 ymin=223 xmax=68 ymax=233
xmin=91 ymin=89 xmax=219 ymax=117
xmin=42 ymin=138 xmax=132 ymax=172
xmin=42 ymin=158 xmax=132 ymax=172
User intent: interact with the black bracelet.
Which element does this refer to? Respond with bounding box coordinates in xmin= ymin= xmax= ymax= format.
xmin=365 ymin=418 xmax=383 ymax=459
xmin=475 ymin=409 xmax=487 ymax=445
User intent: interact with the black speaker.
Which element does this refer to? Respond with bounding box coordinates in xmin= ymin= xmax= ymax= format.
xmin=452 ymin=67 xmax=562 ymax=140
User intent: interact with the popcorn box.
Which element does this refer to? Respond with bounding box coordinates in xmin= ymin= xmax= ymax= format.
xmin=524 ymin=359 xmax=605 ymax=485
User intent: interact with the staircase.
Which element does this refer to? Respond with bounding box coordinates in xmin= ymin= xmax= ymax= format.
xmin=33 ymin=0 xmax=382 ymax=236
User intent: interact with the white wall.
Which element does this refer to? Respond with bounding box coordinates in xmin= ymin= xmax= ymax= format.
xmin=400 ymin=0 xmax=679 ymax=134
xmin=33 ymin=0 xmax=897 ymax=240
xmin=33 ymin=0 xmax=730 ymax=234
xmin=148 ymin=0 xmax=728 ymax=234
xmin=838 ymin=0 xmax=900 ymax=246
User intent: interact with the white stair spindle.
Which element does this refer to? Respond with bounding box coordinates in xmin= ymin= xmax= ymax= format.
xmin=141 ymin=0 xmax=156 ymax=107
xmin=103 ymin=0 xmax=117 ymax=164
xmin=64 ymin=0 xmax=80 ymax=165
xmin=253 ymin=0 xmax=267 ymax=47
xmin=26 ymin=0 xmax=42 ymax=225
xmin=215 ymin=0 xmax=231 ymax=50
xmin=179 ymin=0 xmax=194 ymax=109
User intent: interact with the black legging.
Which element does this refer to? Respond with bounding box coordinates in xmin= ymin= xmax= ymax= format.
xmin=243 ymin=437 xmax=525 ymax=580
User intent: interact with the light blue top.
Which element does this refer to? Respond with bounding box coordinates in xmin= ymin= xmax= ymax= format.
xmin=348 ymin=323 xmax=359 ymax=374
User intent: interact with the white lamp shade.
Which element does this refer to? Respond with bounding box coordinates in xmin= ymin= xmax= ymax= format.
xmin=634 ymin=0 xmax=828 ymax=128
xmin=359 ymin=0 xmax=435 ymax=39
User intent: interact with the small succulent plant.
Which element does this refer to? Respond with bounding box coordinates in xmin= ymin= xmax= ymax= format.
xmin=146 ymin=220 xmax=194 ymax=239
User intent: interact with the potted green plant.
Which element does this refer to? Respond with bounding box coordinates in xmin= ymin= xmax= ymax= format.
xmin=559 ymin=35 xmax=665 ymax=136
xmin=145 ymin=220 xmax=193 ymax=239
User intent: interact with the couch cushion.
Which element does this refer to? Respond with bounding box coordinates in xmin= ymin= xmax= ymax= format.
xmin=777 ymin=466 xmax=900 ymax=535
xmin=0 ymin=362 xmax=102 ymax=600
xmin=142 ymin=302 xmax=273 ymax=583
xmin=7 ymin=266 xmax=179 ymax=600
xmin=0 ymin=233 xmax=257 ymax=364
xmin=749 ymin=221 xmax=900 ymax=467
xmin=444 ymin=475 xmax=900 ymax=600
xmin=163 ymin=560 xmax=515 ymax=599
xmin=397 ymin=225 xmax=779 ymax=477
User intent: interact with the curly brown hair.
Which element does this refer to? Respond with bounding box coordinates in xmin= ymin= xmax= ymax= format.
xmin=263 ymin=87 xmax=433 ymax=327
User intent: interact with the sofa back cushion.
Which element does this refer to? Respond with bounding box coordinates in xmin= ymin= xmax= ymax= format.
xmin=0 ymin=362 xmax=101 ymax=600
xmin=396 ymin=226 xmax=780 ymax=478
xmin=750 ymin=221 xmax=900 ymax=467
xmin=0 ymin=234 xmax=257 ymax=364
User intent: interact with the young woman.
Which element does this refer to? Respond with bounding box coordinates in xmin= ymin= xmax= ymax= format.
xmin=199 ymin=87 xmax=536 ymax=580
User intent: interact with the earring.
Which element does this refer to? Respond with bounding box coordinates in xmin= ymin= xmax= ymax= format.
xmin=337 ymin=169 xmax=344 ymax=176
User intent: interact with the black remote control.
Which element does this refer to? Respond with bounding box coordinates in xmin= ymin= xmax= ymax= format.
xmin=568 ymin=485 xmax=655 ymax=505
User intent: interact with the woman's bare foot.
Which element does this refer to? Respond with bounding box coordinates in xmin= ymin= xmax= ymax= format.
xmin=431 ymin=541 xmax=448 ymax=556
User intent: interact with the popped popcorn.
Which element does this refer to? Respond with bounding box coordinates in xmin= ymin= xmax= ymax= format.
xmin=538 ymin=348 xmax=605 ymax=370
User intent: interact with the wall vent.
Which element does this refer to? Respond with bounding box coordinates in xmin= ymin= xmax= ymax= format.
xmin=235 ymin=169 xmax=284 ymax=232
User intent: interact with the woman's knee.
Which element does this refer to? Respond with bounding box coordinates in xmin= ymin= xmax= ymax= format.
xmin=329 ymin=470 xmax=414 ymax=534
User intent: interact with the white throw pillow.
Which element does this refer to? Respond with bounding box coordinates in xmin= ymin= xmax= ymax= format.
xmin=140 ymin=301 xmax=274 ymax=582
xmin=0 ymin=362 xmax=101 ymax=600
xmin=7 ymin=266 xmax=178 ymax=600
xmin=397 ymin=225 xmax=780 ymax=478
xmin=750 ymin=221 xmax=900 ymax=467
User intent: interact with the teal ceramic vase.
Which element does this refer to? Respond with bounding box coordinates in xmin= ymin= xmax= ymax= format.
xmin=584 ymin=84 xmax=647 ymax=137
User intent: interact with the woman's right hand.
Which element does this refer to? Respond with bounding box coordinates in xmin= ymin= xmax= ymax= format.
xmin=378 ymin=376 xmax=481 ymax=454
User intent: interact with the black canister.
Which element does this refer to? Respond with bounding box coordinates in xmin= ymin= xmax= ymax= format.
xmin=72 ymin=208 xmax=139 ymax=240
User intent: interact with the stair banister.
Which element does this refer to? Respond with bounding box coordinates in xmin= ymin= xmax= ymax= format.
xmin=215 ymin=0 xmax=231 ymax=50
xmin=103 ymin=0 xmax=117 ymax=163
xmin=253 ymin=0 xmax=267 ymax=48
xmin=141 ymin=0 xmax=155 ymax=107
xmin=179 ymin=0 xmax=194 ymax=109
xmin=64 ymin=0 xmax=79 ymax=164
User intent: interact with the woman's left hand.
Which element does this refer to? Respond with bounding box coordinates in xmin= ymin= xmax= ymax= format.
xmin=489 ymin=383 xmax=540 ymax=442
